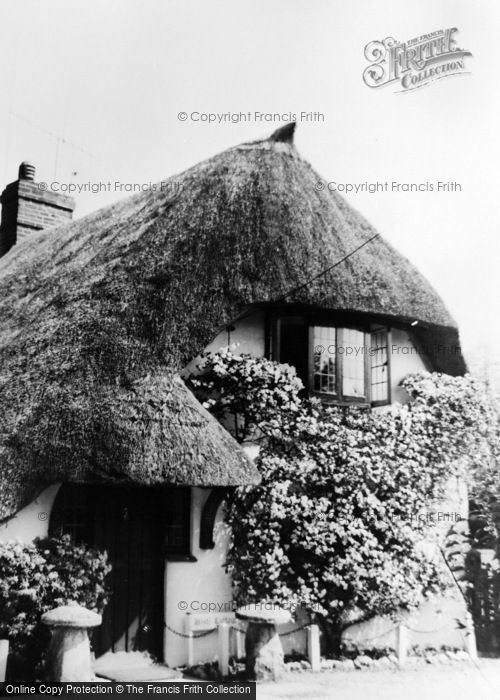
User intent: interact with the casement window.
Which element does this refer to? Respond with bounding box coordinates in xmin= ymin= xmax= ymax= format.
xmin=310 ymin=325 xmax=369 ymax=403
xmin=164 ymin=487 xmax=192 ymax=556
xmin=50 ymin=484 xmax=193 ymax=558
xmin=370 ymin=327 xmax=390 ymax=406
xmin=276 ymin=317 xmax=390 ymax=406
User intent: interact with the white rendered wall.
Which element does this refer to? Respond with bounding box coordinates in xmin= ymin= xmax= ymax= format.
xmin=164 ymin=487 xmax=235 ymax=667
xmin=388 ymin=327 xmax=430 ymax=404
xmin=0 ymin=484 xmax=60 ymax=542
xmin=182 ymin=309 xmax=266 ymax=378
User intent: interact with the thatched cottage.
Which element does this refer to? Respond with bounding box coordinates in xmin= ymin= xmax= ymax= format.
xmin=0 ymin=124 xmax=467 ymax=668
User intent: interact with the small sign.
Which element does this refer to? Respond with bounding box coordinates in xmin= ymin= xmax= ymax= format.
xmin=185 ymin=612 xmax=236 ymax=632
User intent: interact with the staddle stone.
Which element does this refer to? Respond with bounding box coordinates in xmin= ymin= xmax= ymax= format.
xmin=236 ymin=605 xmax=291 ymax=626
xmin=42 ymin=604 xmax=102 ymax=682
xmin=236 ymin=605 xmax=291 ymax=681
xmin=42 ymin=605 xmax=102 ymax=628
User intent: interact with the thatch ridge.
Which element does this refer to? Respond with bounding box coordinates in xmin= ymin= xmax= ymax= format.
xmin=0 ymin=126 xmax=464 ymax=519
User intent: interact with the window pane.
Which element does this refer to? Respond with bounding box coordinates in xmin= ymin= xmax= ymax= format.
xmin=164 ymin=488 xmax=191 ymax=553
xmin=342 ymin=329 xmax=366 ymax=397
xmin=49 ymin=484 xmax=94 ymax=545
xmin=370 ymin=328 xmax=389 ymax=403
xmin=312 ymin=326 xmax=336 ymax=395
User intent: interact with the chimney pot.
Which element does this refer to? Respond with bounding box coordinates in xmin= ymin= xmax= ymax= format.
xmin=18 ymin=161 xmax=36 ymax=181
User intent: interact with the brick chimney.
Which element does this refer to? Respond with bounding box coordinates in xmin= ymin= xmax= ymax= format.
xmin=0 ymin=162 xmax=75 ymax=257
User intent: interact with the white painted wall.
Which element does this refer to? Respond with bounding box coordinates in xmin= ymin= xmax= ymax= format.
xmin=182 ymin=309 xmax=266 ymax=378
xmin=164 ymin=487 xmax=235 ymax=667
xmin=0 ymin=484 xmax=60 ymax=542
xmin=163 ymin=485 xmax=312 ymax=666
xmin=389 ymin=327 xmax=430 ymax=404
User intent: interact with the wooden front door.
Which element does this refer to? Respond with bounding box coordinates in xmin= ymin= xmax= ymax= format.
xmin=50 ymin=484 xmax=167 ymax=659
xmin=94 ymin=486 xmax=165 ymax=658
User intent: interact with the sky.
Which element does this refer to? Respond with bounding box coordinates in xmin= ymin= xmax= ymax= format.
xmin=0 ymin=0 xmax=498 ymax=366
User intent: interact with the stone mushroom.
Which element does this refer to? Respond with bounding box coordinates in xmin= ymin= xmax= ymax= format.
xmin=41 ymin=604 xmax=102 ymax=682
xmin=236 ymin=605 xmax=291 ymax=681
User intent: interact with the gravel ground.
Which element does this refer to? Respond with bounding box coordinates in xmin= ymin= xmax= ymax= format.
xmin=257 ymin=659 xmax=500 ymax=700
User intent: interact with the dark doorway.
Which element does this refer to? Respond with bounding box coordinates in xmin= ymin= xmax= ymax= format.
xmin=50 ymin=484 xmax=190 ymax=660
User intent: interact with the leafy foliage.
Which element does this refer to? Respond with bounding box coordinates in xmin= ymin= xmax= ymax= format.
xmin=188 ymin=351 xmax=495 ymax=649
xmin=186 ymin=350 xmax=304 ymax=443
xmin=467 ymin=414 xmax=500 ymax=548
xmin=0 ymin=535 xmax=111 ymax=681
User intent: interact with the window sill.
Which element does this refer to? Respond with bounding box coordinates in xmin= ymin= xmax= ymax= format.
xmin=310 ymin=393 xmax=370 ymax=408
xmin=309 ymin=392 xmax=392 ymax=409
xmin=165 ymin=553 xmax=198 ymax=562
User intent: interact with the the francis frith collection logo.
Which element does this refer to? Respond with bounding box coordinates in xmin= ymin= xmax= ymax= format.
xmin=363 ymin=28 xmax=472 ymax=92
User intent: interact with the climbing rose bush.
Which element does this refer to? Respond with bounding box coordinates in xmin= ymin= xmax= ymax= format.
xmin=186 ymin=349 xmax=303 ymax=442
xmin=0 ymin=535 xmax=111 ymax=681
xmin=188 ymin=351 xmax=495 ymax=651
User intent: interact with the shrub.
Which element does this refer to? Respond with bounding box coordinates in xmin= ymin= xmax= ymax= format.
xmin=0 ymin=535 xmax=111 ymax=681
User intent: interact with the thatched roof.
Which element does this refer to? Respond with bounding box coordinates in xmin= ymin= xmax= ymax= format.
xmin=0 ymin=123 xmax=464 ymax=519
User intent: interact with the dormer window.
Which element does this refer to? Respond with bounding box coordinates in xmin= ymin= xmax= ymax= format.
xmin=274 ymin=315 xmax=390 ymax=407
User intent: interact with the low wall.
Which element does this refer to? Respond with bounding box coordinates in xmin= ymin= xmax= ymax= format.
xmin=342 ymin=593 xmax=468 ymax=651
